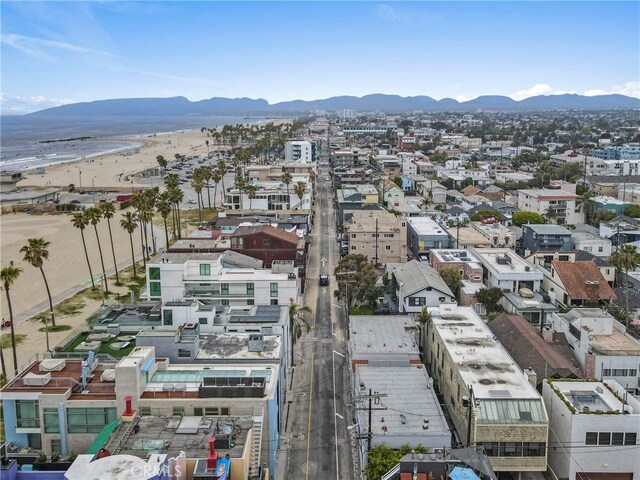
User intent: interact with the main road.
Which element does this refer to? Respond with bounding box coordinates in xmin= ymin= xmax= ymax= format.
xmin=281 ymin=159 xmax=355 ymax=479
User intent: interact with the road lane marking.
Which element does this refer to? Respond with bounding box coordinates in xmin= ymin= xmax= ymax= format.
xmin=305 ymin=351 xmax=315 ymax=480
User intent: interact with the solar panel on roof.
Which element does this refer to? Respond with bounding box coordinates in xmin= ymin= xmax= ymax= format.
xmin=488 ymin=389 xmax=512 ymax=398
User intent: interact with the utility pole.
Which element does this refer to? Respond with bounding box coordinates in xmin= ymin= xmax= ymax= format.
xmin=374 ymin=217 xmax=379 ymax=266
xmin=462 ymin=385 xmax=476 ymax=447
xmin=353 ymin=390 xmax=388 ymax=452
xmin=336 ymin=271 xmax=357 ymax=338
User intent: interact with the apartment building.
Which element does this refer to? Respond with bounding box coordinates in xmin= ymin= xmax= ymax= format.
xmin=224 ymin=175 xmax=312 ymax=211
xmin=406 ymin=216 xmax=451 ymax=259
xmin=549 ymin=309 xmax=640 ymax=395
xmin=473 ymin=248 xmax=543 ymax=293
xmin=345 ymin=210 xmax=407 ymax=265
xmin=284 ymin=140 xmax=316 ymax=163
xmin=144 ymin=251 xmax=300 ymax=307
xmin=571 ymin=231 xmax=613 ymax=258
xmin=335 ymin=184 xmax=379 ymax=224
xmin=542 ymin=380 xmax=640 ymax=480
xmin=470 ymin=221 xmax=514 ymax=248
xmin=520 ymin=224 xmax=573 ymax=255
xmin=430 ymin=249 xmax=483 ymax=283
xmin=541 ymin=260 xmax=616 ymax=307
xmin=518 ymin=189 xmax=584 ymax=225
xmin=587 ymin=157 xmax=640 ymax=176
xmin=427 ymin=305 xmax=549 ymax=473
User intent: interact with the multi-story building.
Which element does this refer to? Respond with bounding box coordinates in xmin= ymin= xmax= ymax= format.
xmin=387 ymin=260 xmax=456 ymax=312
xmin=344 ymin=210 xmax=407 ymax=265
xmin=379 ymin=179 xmax=405 ymax=207
xmin=427 ymin=304 xmax=549 ymax=473
xmin=335 ymin=184 xmax=379 ymax=224
xmin=0 ymin=347 xmax=281 ymax=476
xmin=541 ymin=260 xmax=616 ymax=308
xmin=144 ymin=251 xmax=300 ymax=307
xmin=542 ymin=380 xmax=640 ymax=480
xmin=518 ymin=189 xmax=584 ymax=225
xmin=587 ymin=158 xmax=640 ymax=176
xmin=571 ymin=231 xmax=613 ymax=258
xmin=470 ymin=221 xmax=514 ymax=248
xmin=520 ymin=224 xmax=573 ymax=255
xmin=430 ymin=249 xmax=483 ymax=283
xmin=284 ymin=140 xmax=316 ymax=164
xmin=224 ymin=175 xmax=313 ymax=211
xmin=406 ymin=217 xmax=451 ymax=259
xmin=473 ymin=248 xmax=543 ymax=293
xmin=330 ymin=148 xmax=371 ymax=169
xmin=548 ymin=309 xmax=640 ymax=395
xmin=590 ymin=145 xmax=640 ymax=160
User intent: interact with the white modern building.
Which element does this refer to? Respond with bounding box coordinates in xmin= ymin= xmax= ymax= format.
xmin=473 ymin=248 xmax=543 ymax=293
xmin=587 ymin=157 xmax=640 ymax=176
xmin=470 ymin=221 xmax=515 ymax=248
xmin=571 ymin=231 xmax=613 ymax=258
xmin=518 ymin=189 xmax=585 ymax=226
xmin=542 ymin=379 xmax=640 ymax=480
xmin=284 ymin=140 xmax=315 ymax=164
xmin=548 ymin=309 xmax=640 ymax=396
xmin=144 ymin=251 xmax=300 ymax=307
xmin=224 ymin=174 xmax=313 ymax=211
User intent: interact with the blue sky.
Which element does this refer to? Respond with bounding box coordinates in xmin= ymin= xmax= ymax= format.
xmin=1 ymin=1 xmax=639 ymax=114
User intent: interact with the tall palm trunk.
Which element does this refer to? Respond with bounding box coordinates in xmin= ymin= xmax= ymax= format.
xmin=128 ymin=232 xmax=137 ymax=277
xmin=39 ymin=267 xmax=56 ymax=327
xmin=197 ymin=196 xmax=203 ymax=224
xmin=80 ymin=228 xmax=95 ymax=289
xmin=5 ymin=287 xmax=18 ymax=375
xmin=105 ymin=218 xmax=119 ymax=284
xmin=139 ymin=220 xmax=147 ymax=268
xmin=150 ymin=217 xmax=157 ymax=254
xmin=206 ymin=186 xmax=212 ymax=209
xmin=171 ymin=205 xmax=177 ymax=237
xmin=625 ymin=266 xmax=630 ymax=326
xmin=176 ymin=204 xmax=182 ymax=239
xmin=0 ymin=347 xmax=6 ymax=386
xmin=143 ymin=222 xmax=150 ymax=261
xmin=163 ymin=217 xmax=169 ymax=249
xmin=92 ymin=225 xmax=109 ymax=293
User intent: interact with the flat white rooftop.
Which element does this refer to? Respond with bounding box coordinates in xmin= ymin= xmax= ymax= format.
xmin=350 ymin=316 xmax=418 ymax=356
xmin=551 ymin=380 xmax=639 ymax=414
xmin=407 ymin=216 xmax=448 ymax=236
xmin=431 ymin=249 xmax=482 ymax=266
xmin=429 ymin=304 xmax=540 ymax=400
xmin=473 ymin=248 xmax=543 ymax=277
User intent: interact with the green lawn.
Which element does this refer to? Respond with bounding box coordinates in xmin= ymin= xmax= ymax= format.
xmin=61 ymin=332 xmax=136 ymax=358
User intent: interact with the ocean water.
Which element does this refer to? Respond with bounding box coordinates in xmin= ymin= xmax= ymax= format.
xmin=0 ymin=115 xmax=266 ymax=171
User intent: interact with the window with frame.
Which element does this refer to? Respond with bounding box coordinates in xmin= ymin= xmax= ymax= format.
xmin=221 ymin=299 xmax=229 ymax=306
xmin=15 ymin=400 xmax=40 ymax=428
xmin=149 ymin=282 xmax=161 ymax=298
xmin=173 ymin=407 xmax=184 ymax=416
xmin=149 ymin=267 xmax=161 ymax=280
xmin=598 ymin=432 xmax=611 ymax=445
xmin=178 ymin=349 xmax=191 ymax=358
xmin=499 ymin=442 xmax=522 ymax=457
xmin=246 ymin=283 xmax=254 ymax=295
xmin=193 ymin=407 xmax=203 ymax=417
xmin=479 ymin=442 xmax=499 ymax=456
xmin=384 ymin=233 xmax=394 ymax=238
xmin=523 ymin=442 xmax=546 ymax=456
xmin=611 ymin=433 xmax=624 ymax=445
xmin=221 ymin=283 xmax=229 ymax=295
xmin=629 ymin=369 xmax=637 ymax=377
xmin=351 ymin=233 xmax=356 ymax=239
xmin=263 ymin=238 xmax=271 ymax=245
xmin=200 ymin=264 xmax=211 ymax=275
xmin=205 ymin=407 xmax=219 ymax=416
xmin=625 ymin=433 xmax=637 ymax=445
xmin=247 ymin=299 xmax=255 ymax=306
xmin=602 ymin=369 xmax=611 ymax=376
xmin=612 ymin=369 xmax=627 ymax=376
xmin=51 ymin=439 xmax=62 ymax=456
xmin=270 ymin=299 xmax=278 ymax=305
xmin=585 ymin=432 xmax=598 ymax=445
xmin=163 ymin=309 xmax=173 ymax=326
xmin=66 ymin=407 xmax=117 ymax=434
xmin=198 ymin=317 xmax=208 ymax=325
xmin=408 ymin=297 xmax=426 ymax=307
xmin=385 ymin=245 xmax=391 ymax=251
xmin=270 ymin=283 xmax=278 ymax=297
xmin=140 ymin=407 xmax=151 ymax=416
xmin=43 ymin=408 xmax=59 ymax=433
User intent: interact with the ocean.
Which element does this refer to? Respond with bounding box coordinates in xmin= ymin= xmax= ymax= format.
xmin=0 ymin=115 xmax=268 ymax=171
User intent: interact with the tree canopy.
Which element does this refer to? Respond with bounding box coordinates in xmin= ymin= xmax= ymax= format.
xmin=365 ymin=443 xmax=429 ymax=480
xmin=334 ymin=254 xmax=380 ymax=308
xmin=512 ymin=211 xmax=545 ymax=226
xmin=470 ymin=209 xmax=499 ymax=222
xmin=476 ymin=287 xmax=504 ymax=314
xmin=440 ymin=268 xmax=462 ymax=297
xmin=624 ymin=204 xmax=640 ymax=218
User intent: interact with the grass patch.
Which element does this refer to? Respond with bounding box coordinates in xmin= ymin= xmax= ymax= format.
xmin=349 ymin=305 xmax=376 ymax=315
xmin=180 ymin=207 xmax=218 ymax=226
xmin=55 ymin=297 xmax=85 ymax=317
xmin=1 ymin=333 xmax=26 ymax=349
xmin=38 ymin=325 xmax=72 ymax=333
xmin=62 ymin=332 xmax=136 ymax=358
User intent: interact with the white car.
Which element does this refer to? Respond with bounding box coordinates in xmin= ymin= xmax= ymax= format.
xmin=187 ymin=199 xmax=197 ymax=205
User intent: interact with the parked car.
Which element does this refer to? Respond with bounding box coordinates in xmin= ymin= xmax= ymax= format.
xmin=187 ymin=199 xmax=197 ymax=205
xmin=319 ymin=274 xmax=329 ymax=286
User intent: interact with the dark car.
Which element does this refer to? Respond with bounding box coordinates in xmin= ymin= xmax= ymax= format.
xmin=319 ymin=274 xmax=329 ymax=286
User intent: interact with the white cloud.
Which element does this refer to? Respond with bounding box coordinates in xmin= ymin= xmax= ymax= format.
xmin=1 ymin=93 xmax=75 ymax=114
xmin=509 ymin=83 xmax=576 ymax=101
xmin=1 ymin=33 xmax=117 ymax=61
xmin=455 ymin=95 xmax=468 ymax=103
xmin=584 ymin=81 xmax=640 ymax=98
xmin=375 ymin=4 xmax=411 ymax=24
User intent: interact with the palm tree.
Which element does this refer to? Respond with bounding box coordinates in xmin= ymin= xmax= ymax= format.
xmin=288 ymin=300 xmax=311 ymax=366
xmin=419 ymin=196 xmax=432 ymax=213
xmin=0 ymin=341 xmax=6 ymax=386
xmin=217 ymin=160 xmax=227 ymax=197
xmin=20 ymin=238 xmax=56 ymax=328
xmin=415 ymin=306 xmax=431 ymax=354
xmin=169 ymin=187 xmax=184 ymax=239
xmin=71 ymin=212 xmax=95 ymax=289
xmin=211 ymin=169 xmax=222 ymax=209
xmin=99 ymin=201 xmax=119 ymax=284
xmin=1 ymin=264 xmax=23 ymax=375
xmin=191 ymin=172 xmax=205 ymax=224
xmin=610 ymin=244 xmax=640 ymax=325
xmin=201 ymin=165 xmax=213 ymax=209
xmin=144 ymin=188 xmax=159 ymax=254
xmin=245 ymin=184 xmax=258 ymax=210
xmin=132 ymin=193 xmax=151 ymax=262
xmin=281 ymin=171 xmax=293 ymax=209
xmin=85 ymin=207 xmax=109 ymax=293
xmin=120 ymin=211 xmax=139 ymax=277
xmin=156 ymin=192 xmax=172 ymax=248
xmin=293 ymin=181 xmax=307 ymax=210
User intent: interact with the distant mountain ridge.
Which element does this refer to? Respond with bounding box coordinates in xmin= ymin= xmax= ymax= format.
xmin=29 ymin=93 xmax=640 ymax=116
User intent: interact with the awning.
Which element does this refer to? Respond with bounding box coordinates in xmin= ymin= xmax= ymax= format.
xmin=85 ymin=419 xmax=121 ymax=455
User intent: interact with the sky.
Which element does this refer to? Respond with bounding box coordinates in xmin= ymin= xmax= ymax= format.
xmin=1 ymin=1 xmax=639 ymax=114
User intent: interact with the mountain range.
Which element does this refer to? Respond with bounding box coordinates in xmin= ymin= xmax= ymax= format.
xmin=29 ymin=93 xmax=640 ymax=117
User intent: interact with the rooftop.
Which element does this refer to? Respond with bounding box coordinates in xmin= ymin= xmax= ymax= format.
xmin=551 ymin=261 xmax=617 ymax=300
xmin=389 ymin=260 xmax=454 ymax=297
xmin=347 ymin=210 xmax=404 ymax=231
xmin=350 ymin=316 xmax=418 ymax=357
xmin=442 ymin=226 xmax=488 ymax=247
xmin=407 ymin=216 xmax=448 ymax=236
xmin=151 ymin=250 xmax=263 ymax=268
xmin=104 ymin=414 xmax=253 ymax=460
xmin=474 ymin=248 xmax=543 ymax=277
xmin=429 ymin=305 xmax=541 ymax=401
xmin=519 ymin=188 xmax=582 ymax=200
xmin=195 ymin=333 xmax=281 ymax=360
xmin=355 ymin=366 xmax=450 ymax=439
xmin=523 ymin=224 xmax=572 ymax=236
xmin=550 ymin=380 xmax=639 ymax=415
xmin=431 ymin=249 xmax=482 ymax=266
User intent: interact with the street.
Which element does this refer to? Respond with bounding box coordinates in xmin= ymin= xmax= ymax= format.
xmin=282 ymin=159 xmax=354 ymax=480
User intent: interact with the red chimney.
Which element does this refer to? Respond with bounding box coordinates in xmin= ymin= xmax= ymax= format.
xmin=207 ymin=437 xmax=218 ymax=470
xmin=123 ymin=396 xmax=134 ymax=416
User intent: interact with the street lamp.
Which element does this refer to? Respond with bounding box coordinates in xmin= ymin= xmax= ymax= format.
xmin=333 ymin=350 xmax=346 ymax=480
xmin=461 ymin=385 xmax=479 ymax=447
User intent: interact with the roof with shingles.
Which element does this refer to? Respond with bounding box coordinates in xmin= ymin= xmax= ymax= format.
xmin=391 ymin=260 xmax=454 ymax=297
xmin=551 ymin=260 xmax=617 ymax=300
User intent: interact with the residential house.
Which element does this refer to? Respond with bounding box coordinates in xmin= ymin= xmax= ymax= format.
xmin=387 ymin=260 xmax=456 ymax=313
xmin=548 ymin=308 xmax=640 ymax=394
xmin=344 ymin=210 xmax=407 ymax=265
xmin=416 ymin=180 xmax=447 ymax=205
xmin=224 ymin=175 xmax=312 ymax=211
xmin=542 ymin=261 xmax=616 ymax=307
xmin=520 ymin=224 xmax=573 ymax=256
xmin=478 ymin=185 xmax=505 ymax=202
xmin=379 ymin=179 xmax=405 ymax=208
xmin=542 ymin=380 xmax=640 ymax=480
xmin=525 ymin=250 xmax=616 ymax=287
xmin=430 ymin=249 xmax=483 ymax=284
xmin=571 ymin=231 xmax=613 ymax=258
xmin=427 ymin=305 xmax=549 ymax=473
xmin=406 ymin=217 xmax=451 ymax=259
xmin=473 ymin=248 xmax=543 ymax=293
xmin=517 ymin=189 xmax=584 ymax=225
xmin=470 ymin=221 xmax=515 ymax=248
xmin=335 ymin=184 xmax=380 ymax=225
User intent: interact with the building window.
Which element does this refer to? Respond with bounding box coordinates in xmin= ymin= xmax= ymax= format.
xmin=479 ymin=442 xmax=499 ymax=456
xmin=499 ymin=442 xmax=522 ymax=457
xmin=193 ymin=407 xmax=203 ymax=417
xmin=67 ymin=407 xmax=117 ymax=433
xmin=149 ymin=281 xmax=161 ymax=298
xmin=384 ymin=233 xmax=395 ymax=238
xmin=140 ymin=407 xmax=151 ymax=416
xmin=200 ymin=264 xmax=211 ymax=275
xmin=598 ymin=432 xmax=611 ymax=445
xmin=270 ymin=299 xmax=278 ymax=305
xmin=585 ymin=432 xmax=598 ymax=445
xmin=351 ymin=233 xmax=356 ymax=239
xmin=221 ymin=283 xmax=229 ymax=295
xmin=385 ymin=245 xmax=391 ymax=251
xmin=625 ymin=433 xmax=637 ymax=445
xmin=270 ymin=283 xmax=278 ymax=297
xmin=15 ymin=400 xmax=40 ymax=428
xmin=523 ymin=442 xmax=546 ymax=456
xmin=163 ymin=309 xmax=173 ymax=326
xmin=247 ymin=283 xmax=254 ymax=295
xmin=43 ymin=408 xmax=59 ymax=433
xmin=612 ymin=369 xmax=627 ymax=376
xmin=408 ymin=297 xmax=426 ymax=307
xmin=27 ymin=434 xmax=41 ymax=450
xmin=149 ymin=267 xmax=160 ymax=280
xmin=612 ymin=433 xmax=624 ymax=445
xmin=173 ymin=407 xmax=184 ymax=416
xmin=263 ymin=238 xmax=271 ymax=245
xmin=629 ymin=369 xmax=637 ymax=377
xmin=51 ymin=439 xmax=62 ymax=456
xmin=199 ymin=317 xmax=208 ymax=325
xmin=602 ymin=368 xmax=611 ymax=376
xmin=247 ymin=299 xmax=255 ymax=306
xmin=351 ymin=245 xmax=356 ymax=250
xmin=221 ymin=407 xmax=230 ymax=415
xmin=221 ymin=299 xmax=229 ymax=306
xmin=178 ymin=349 xmax=191 ymax=358
xmin=205 ymin=407 xmax=219 ymax=416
